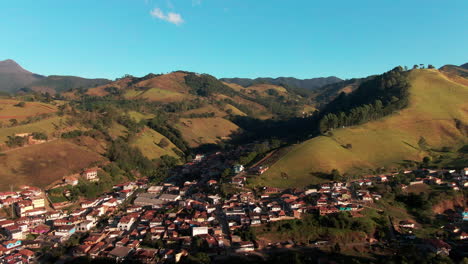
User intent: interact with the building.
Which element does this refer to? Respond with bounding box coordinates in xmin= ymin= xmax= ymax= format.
xmin=191 ymin=226 xmax=208 ymax=236
xmin=63 ymin=175 xmax=79 ymax=186
xmin=118 ymin=216 xmax=136 ymax=231
xmin=30 ymin=196 xmax=45 ymax=208
xmin=82 ymin=168 xmax=99 ymax=182
xmin=233 ymin=164 xmax=244 ymax=174
xmin=14 ymin=200 xmax=34 ymax=217
xmin=55 ymin=225 xmax=76 ymax=237
xmin=109 ymin=246 xmax=133 ymax=261
xmin=158 ymin=194 xmax=181 ymax=202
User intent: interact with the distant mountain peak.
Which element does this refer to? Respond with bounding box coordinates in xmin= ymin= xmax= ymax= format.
xmin=460 ymin=63 xmax=468 ymax=69
xmin=0 ymin=59 xmax=32 ymax=74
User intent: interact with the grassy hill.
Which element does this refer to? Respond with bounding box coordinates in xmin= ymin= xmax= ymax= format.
xmin=254 ymin=69 xmax=468 ymax=188
xmin=0 ymin=99 xmax=57 ymax=122
xmin=174 ymin=117 xmax=240 ymax=147
xmin=131 ymin=127 xmax=181 ymax=160
xmin=0 ymin=140 xmax=104 ymax=189
xmin=0 ymin=115 xmax=66 ymax=143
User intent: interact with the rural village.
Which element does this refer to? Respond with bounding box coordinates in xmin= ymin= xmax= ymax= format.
xmin=0 ymin=144 xmax=466 ymax=264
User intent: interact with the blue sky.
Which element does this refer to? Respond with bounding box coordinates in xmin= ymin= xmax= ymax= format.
xmin=1 ymin=0 xmax=467 ymax=80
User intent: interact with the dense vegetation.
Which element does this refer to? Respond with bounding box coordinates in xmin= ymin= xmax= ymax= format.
xmin=319 ymin=66 xmax=410 ymax=133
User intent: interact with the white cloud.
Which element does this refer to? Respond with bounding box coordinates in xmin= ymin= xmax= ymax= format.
xmin=150 ymin=8 xmax=184 ymax=26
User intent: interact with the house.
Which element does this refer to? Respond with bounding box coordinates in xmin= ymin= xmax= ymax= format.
xmin=193 ymin=154 xmax=205 ymax=162
xmin=63 ymin=175 xmax=79 ymax=186
xmin=147 ymin=186 xmax=164 ymax=194
xmin=82 ymin=168 xmax=99 ymax=182
xmin=14 ymin=200 xmax=34 ymax=217
xmin=30 ymin=224 xmax=50 ymax=234
xmin=377 ymin=175 xmax=388 ymax=182
xmin=77 ymin=220 xmax=95 ymax=232
xmin=458 ymin=232 xmax=468 ymax=240
xmin=362 ymin=193 xmax=373 ymax=202
xmin=399 ymin=221 xmax=415 ymax=229
xmin=118 ymin=216 xmax=136 ymax=231
xmin=251 ymin=166 xmax=269 ymax=175
xmin=30 ymin=196 xmax=45 ymax=208
xmin=231 ymin=176 xmax=246 ymax=187
xmin=192 ymin=226 xmax=209 ymax=236
xmin=159 ymin=194 xmax=181 ymax=202
xmin=55 ymin=225 xmax=76 ymax=237
xmin=462 ymin=210 xmax=468 ymax=221
xmin=425 ymin=239 xmax=451 ymax=256
xmin=233 ymin=164 xmax=244 ymax=174
xmin=108 ymin=246 xmax=133 ymax=261
xmin=207 ymin=180 xmax=218 ymax=186
xmin=2 ymin=240 xmax=22 ymax=250
xmin=133 ymin=249 xmax=157 ymax=263
xmin=234 ymin=241 xmax=255 ymax=252
xmin=4 ymin=225 xmax=24 ymax=240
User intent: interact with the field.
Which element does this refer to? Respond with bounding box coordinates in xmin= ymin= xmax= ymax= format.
xmin=124 ymin=87 xmax=189 ymax=102
xmin=0 ymin=99 xmax=57 ymax=121
xmin=131 ymin=128 xmax=180 ymax=160
xmin=257 ymin=69 xmax=468 ymax=187
xmin=0 ymin=115 xmax=66 ymax=143
xmin=0 ymin=140 xmax=104 ymax=190
xmin=174 ymin=117 xmax=240 ymax=147
xmin=127 ymin=111 xmax=155 ymax=122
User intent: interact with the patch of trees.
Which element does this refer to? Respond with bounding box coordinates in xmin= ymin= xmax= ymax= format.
xmin=103 ymin=86 xmax=123 ymax=96
xmin=106 ymin=138 xmax=156 ymax=178
xmin=14 ymin=101 xmax=26 ymax=107
xmin=186 ymin=112 xmax=215 ymax=118
xmin=163 ymin=99 xmax=204 ymax=113
xmin=319 ymin=66 xmax=410 ymax=133
xmin=31 ymin=132 xmax=47 ymax=140
xmin=6 ymin=135 xmax=27 ymax=147
xmin=185 ymin=73 xmax=237 ymax=97
xmin=61 ymin=130 xmax=84 ymax=139
xmin=147 ymin=117 xmax=189 ymax=153
xmin=222 ymin=98 xmax=253 ymax=116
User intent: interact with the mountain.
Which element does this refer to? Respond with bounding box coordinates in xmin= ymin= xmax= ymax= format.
xmin=0 ymin=59 xmax=44 ymax=93
xmin=253 ymin=68 xmax=468 ymax=188
xmin=0 ymin=59 xmax=111 ymax=94
xmin=26 ymin=75 xmax=110 ymax=94
xmin=221 ymin=76 xmax=342 ymax=91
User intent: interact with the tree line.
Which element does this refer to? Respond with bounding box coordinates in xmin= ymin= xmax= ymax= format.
xmin=318 ymin=66 xmax=410 ymax=133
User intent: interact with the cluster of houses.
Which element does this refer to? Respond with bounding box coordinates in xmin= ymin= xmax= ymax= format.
xmin=0 ymin=141 xmax=466 ymax=264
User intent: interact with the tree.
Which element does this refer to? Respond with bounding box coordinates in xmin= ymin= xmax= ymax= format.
xmin=14 ymin=102 xmax=25 ymax=107
xmin=422 ymin=156 xmax=431 ymax=166
xmin=413 ymin=65 xmax=419 ymax=69
xmin=333 ymin=242 xmax=341 ymax=253
xmin=331 ymin=169 xmax=342 ymax=181
xmin=418 ymin=136 xmax=429 ymax=150
xmin=158 ymin=138 xmax=170 ymax=148
xmin=428 ymin=64 xmax=435 ymax=69
xmin=9 ymin=119 xmax=18 ymax=126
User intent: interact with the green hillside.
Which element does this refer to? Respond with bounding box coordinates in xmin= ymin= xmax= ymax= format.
xmin=255 ymin=69 xmax=468 ymax=188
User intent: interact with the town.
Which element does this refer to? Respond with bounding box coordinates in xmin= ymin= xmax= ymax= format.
xmin=0 ymin=147 xmax=466 ymax=264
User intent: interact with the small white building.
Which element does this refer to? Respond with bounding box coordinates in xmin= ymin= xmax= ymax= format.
xmin=192 ymin=226 xmax=209 ymax=236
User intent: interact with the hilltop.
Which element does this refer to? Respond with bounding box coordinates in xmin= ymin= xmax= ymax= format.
xmin=221 ymin=76 xmax=342 ymax=91
xmin=0 ymin=59 xmax=44 ymax=93
xmin=254 ymin=68 xmax=468 ymax=187
xmin=0 ymin=59 xmax=110 ymax=94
